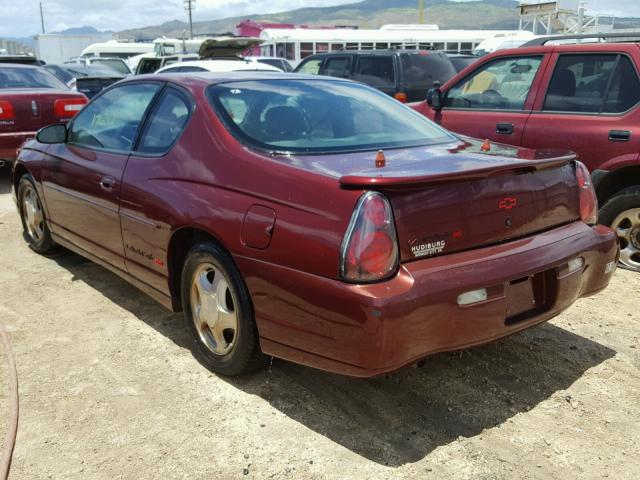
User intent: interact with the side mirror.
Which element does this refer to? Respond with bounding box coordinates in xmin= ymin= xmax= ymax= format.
xmin=36 ymin=124 xmax=67 ymax=144
xmin=426 ymin=87 xmax=443 ymax=110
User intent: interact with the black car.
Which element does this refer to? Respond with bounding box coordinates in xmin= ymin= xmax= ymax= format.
xmin=0 ymin=55 xmax=44 ymax=66
xmin=446 ymin=54 xmax=479 ymax=73
xmin=43 ymin=64 xmax=124 ymax=99
xmin=294 ymin=49 xmax=458 ymax=102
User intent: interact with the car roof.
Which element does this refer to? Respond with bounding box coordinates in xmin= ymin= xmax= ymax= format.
xmin=156 ymin=60 xmax=282 ymax=73
xmin=0 ymin=63 xmax=41 ymax=69
xmin=149 ymin=70 xmax=348 ymax=86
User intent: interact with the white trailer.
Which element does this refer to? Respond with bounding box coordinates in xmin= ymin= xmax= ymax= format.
xmin=33 ymin=33 xmax=114 ymax=64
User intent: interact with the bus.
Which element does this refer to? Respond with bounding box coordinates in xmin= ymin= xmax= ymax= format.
xmin=258 ymin=25 xmax=520 ymax=66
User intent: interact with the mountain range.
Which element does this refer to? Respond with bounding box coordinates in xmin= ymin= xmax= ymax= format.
xmin=117 ymin=0 xmax=522 ymax=40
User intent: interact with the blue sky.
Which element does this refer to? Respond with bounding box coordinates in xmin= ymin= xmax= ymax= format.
xmin=2 ymin=0 xmax=640 ymax=38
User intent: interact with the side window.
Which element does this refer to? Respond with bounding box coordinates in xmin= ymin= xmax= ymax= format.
xmin=297 ymin=58 xmax=323 ymax=75
xmin=136 ymin=89 xmax=191 ymax=155
xmin=323 ymin=57 xmax=351 ymax=78
xmin=68 ymin=83 xmax=161 ymax=152
xmin=353 ymin=56 xmax=395 ymax=89
xmin=178 ymin=66 xmax=207 ymax=73
xmin=444 ymin=56 xmax=542 ymax=110
xmin=543 ymin=54 xmax=618 ymax=113
xmin=604 ymin=56 xmax=640 ymax=113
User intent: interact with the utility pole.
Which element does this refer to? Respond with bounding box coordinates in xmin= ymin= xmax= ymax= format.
xmin=184 ymin=0 xmax=195 ymax=40
xmin=39 ymin=2 xmax=46 ymax=34
xmin=418 ymin=0 xmax=425 ymax=24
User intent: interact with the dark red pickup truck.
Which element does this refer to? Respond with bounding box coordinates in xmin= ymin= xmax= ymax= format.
xmin=0 ymin=64 xmax=87 ymax=168
xmin=416 ymin=37 xmax=640 ymax=271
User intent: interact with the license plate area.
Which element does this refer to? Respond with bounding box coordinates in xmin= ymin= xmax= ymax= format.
xmin=504 ymin=271 xmax=554 ymax=325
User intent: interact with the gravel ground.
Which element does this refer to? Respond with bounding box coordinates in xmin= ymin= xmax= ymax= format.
xmin=0 ymin=167 xmax=639 ymax=479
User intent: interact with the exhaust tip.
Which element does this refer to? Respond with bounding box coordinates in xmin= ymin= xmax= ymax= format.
xmin=0 ymin=160 xmax=6 ymax=169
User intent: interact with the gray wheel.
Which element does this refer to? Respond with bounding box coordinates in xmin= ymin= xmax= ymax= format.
xmin=599 ymin=186 xmax=640 ymax=272
xmin=18 ymin=175 xmax=55 ymax=254
xmin=189 ymin=262 xmax=239 ymax=356
xmin=611 ymin=207 xmax=640 ymax=271
xmin=181 ymin=242 xmax=266 ymax=376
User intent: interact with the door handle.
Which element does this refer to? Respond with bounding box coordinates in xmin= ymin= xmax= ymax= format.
xmin=609 ymin=130 xmax=631 ymax=142
xmin=100 ymin=176 xmax=116 ymax=191
xmin=496 ymin=123 xmax=514 ymax=135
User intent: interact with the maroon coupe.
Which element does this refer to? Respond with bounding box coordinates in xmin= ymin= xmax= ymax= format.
xmin=12 ymin=72 xmax=618 ymax=377
xmin=0 ymin=64 xmax=87 ymax=168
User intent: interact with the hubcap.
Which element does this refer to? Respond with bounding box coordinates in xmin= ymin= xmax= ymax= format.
xmin=612 ymin=207 xmax=640 ymax=271
xmin=22 ymin=185 xmax=44 ymax=243
xmin=190 ymin=263 xmax=238 ymax=355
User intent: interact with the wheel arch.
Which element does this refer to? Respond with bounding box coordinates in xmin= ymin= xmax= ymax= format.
xmin=594 ymin=165 xmax=640 ymax=206
xmin=166 ymin=226 xmax=234 ymax=312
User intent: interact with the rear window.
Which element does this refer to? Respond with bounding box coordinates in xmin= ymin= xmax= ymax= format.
xmin=207 ymin=79 xmax=455 ymax=154
xmin=401 ymin=52 xmax=457 ymax=89
xmin=0 ymin=66 xmax=67 ymax=89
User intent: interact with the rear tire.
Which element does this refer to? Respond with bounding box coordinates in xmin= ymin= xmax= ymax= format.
xmin=599 ymin=186 xmax=640 ymax=272
xmin=18 ymin=174 xmax=55 ymax=254
xmin=180 ymin=241 xmax=267 ymax=376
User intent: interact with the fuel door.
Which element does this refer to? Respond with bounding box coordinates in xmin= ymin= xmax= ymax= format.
xmin=241 ymin=205 xmax=276 ymax=249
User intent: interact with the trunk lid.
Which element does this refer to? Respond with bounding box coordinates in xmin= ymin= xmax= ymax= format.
xmin=0 ymin=89 xmax=86 ymax=133
xmin=282 ymin=138 xmax=581 ymax=263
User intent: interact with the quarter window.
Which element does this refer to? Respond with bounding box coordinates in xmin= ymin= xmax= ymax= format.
xmin=136 ymin=89 xmax=190 ymax=155
xmin=444 ymin=56 xmax=542 ymax=110
xmin=68 ymin=83 xmax=161 ymax=152
xmin=543 ymin=54 xmax=640 ymax=114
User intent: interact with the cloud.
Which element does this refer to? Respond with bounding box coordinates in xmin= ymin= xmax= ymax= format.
xmin=1 ymin=0 xmax=639 ymax=39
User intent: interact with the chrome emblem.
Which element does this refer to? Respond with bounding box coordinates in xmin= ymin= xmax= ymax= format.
xmin=31 ymin=100 xmax=38 ymax=116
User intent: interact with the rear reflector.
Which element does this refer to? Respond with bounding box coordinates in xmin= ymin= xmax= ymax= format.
xmin=457 ymin=288 xmax=488 ymax=306
xmin=54 ymin=98 xmax=87 ymax=118
xmin=0 ymin=101 xmax=15 ymax=120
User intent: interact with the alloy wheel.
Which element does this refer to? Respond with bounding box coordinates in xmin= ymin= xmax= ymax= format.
xmin=22 ymin=185 xmax=45 ymax=244
xmin=612 ymin=207 xmax=640 ymax=271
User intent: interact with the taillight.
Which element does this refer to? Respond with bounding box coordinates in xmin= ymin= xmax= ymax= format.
xmin=340 ymin=192 xmax=399 ymax=283
xmin=394 ymin=92 xmax=408 ymax=103
xmin=54 ymin=98 xmax=87 ymax=118
xmin=575 ymin=161 xmax=598 ymax=225
xmin=0 ymin=100 xmax=15 ymax=120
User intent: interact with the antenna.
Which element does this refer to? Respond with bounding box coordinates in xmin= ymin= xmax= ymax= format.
xmin=184 ymin=0 xmax=195 ymax=40
xmin=39 ymin=2 xmax=46 ymax=34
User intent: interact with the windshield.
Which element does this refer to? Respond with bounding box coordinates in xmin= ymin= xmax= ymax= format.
xmin=207 ymin=79 xmax=455 ymax=154
xmin=92 ymin=58 xmax=130 ymax=75
xmin=0 ymin=66 xmax=68 ymax=89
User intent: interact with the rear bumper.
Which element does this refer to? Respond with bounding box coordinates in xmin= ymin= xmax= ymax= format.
xmin=236 ymin=222 xmax=618 ymax=377
xmin=0 ymin=131 xmax=37 ymax=161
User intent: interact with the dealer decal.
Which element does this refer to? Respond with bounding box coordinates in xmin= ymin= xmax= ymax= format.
xmin=411 ymin=240 xmax=446 ymax=258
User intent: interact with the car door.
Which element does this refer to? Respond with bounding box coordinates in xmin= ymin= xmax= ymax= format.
xmin=428 ymin=54 xmax=550 ymax=145
xmin=41 ymin=82 xmax=163 ymax=270
xmin=119 ymin=86 xmax=192 ymax=293
xmin=522 ymin=47 xmax=640 ymax=173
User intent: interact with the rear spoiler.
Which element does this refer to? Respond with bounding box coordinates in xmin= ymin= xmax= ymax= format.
xmin=339 ymin=154 xmax=575 ymax=189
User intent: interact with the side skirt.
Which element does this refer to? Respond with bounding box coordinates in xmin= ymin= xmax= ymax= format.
xmin=51 ymin=232 xmax=175 ymax=312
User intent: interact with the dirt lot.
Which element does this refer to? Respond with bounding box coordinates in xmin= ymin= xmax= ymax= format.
xmin=0 ymin=167 xmax=639 ymax=479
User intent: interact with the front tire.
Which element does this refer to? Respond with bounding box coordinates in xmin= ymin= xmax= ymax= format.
xmin=599 ymin=186 xmax=640 ymax=272
xmin=181 ymin=242 xmax=266 ymax=376
xmin=18 ymin=174 xmax=55 ymax=254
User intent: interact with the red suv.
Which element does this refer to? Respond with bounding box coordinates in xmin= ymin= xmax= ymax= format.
xmin=417 ymin=35 xmax=640 ymax=271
